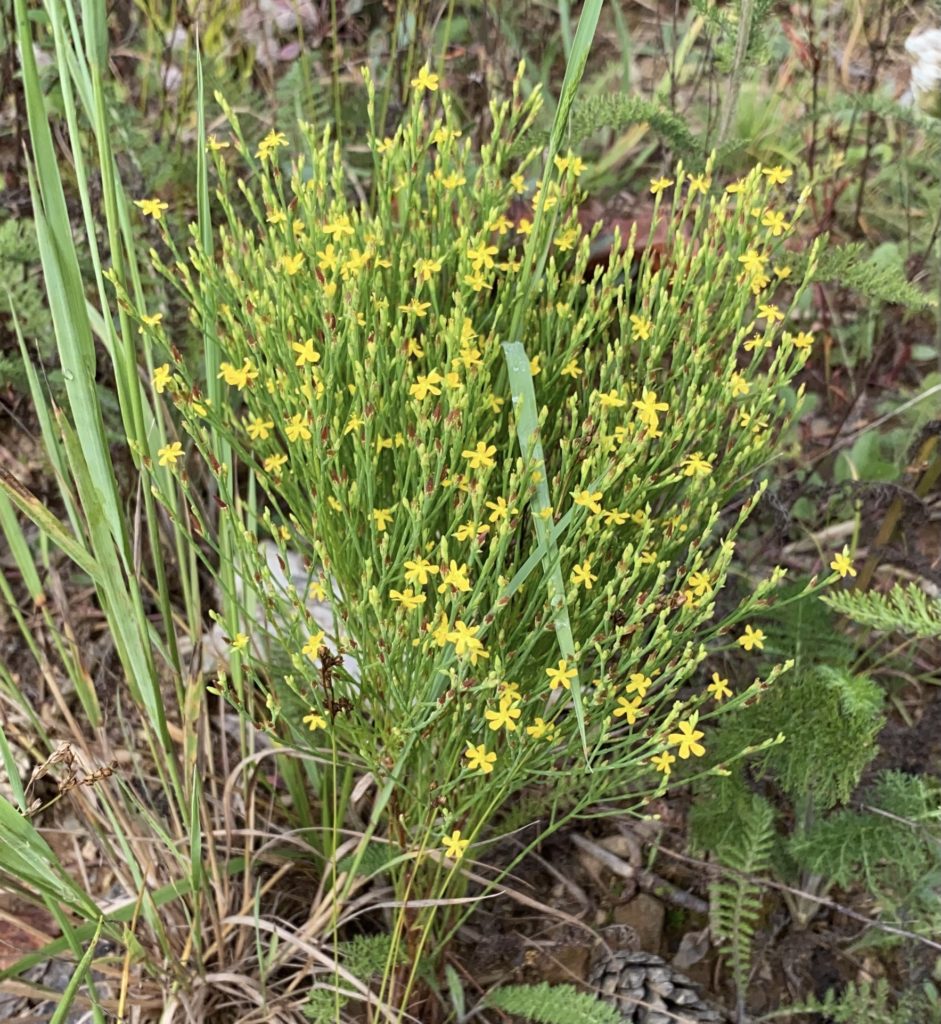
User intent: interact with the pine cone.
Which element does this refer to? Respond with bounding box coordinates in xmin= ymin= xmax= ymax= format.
xmin=588 ymin=949 xmax=728 ymax=1024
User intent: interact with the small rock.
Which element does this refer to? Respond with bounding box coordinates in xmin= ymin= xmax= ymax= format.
xmin=613 ymin=892 xmax=666 ymax=954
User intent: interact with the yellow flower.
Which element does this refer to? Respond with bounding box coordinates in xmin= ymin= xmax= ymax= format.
xmin=446 ymin=619 xmax=481 ymax=656
xmin=218 ymin=359 xmax=259 ymax=390
xmin=206 ymin=135 xmax=230 ymax=152
xmin=309 ymin=580 xmax=327 ymax=601
xmin=438 ymin=560 xmax=471 ymax=593
xmin=687 ymin=173 xmax=710 ymax=194
xmin=399 ymin=298 xmax=431 ymax=318
xmin=526 ymin=716 xmax=555 ymax=739
xmin=285 ymin=414 xmax=311 ymax=443
xmin=729 ymin=372 xmax=750 ymax=397
xmin=560 ymin=358 xmax=582 ymax=378
xmin=546 ymin=659 xmax=576 ymax=691
xmin=510 ymin=172 xmax=526 ymax=194
xmin=302 ymin=631 xmax=325 ymax=659
xmin=255 ymin=130 xmax=288 ymax=159
xmin=462 ymin=442 xmax=497 ymax=470
xmin=280 ymin=252 xmax=304 ymax=275
xmin=323 ymin=214 xmax=354 ymax=238
xmin=761 ymin=209 xmax=789 ymax=236
xmin=757 ymin=303 xmax=785 ymax=323
xmin=626 ymin=673 xmax=652 ymax=697
xmin=453 ymin=520 xmax=489 ymax=542
xmin=140 ymin=312 xmax=163 ymax=329
xmin=303 ymin=710 xmax=327 ymax=732
xmin=489 ymin=213 xmax=513 ymax=234
xmin=389 ymin=588 xmax=426 ymax=610
xmin=708 ymin=672 xmax=732 ymax=701
xmin=464 ymin=270 xmax=488 ymax=292
xmin=230 ymin=633 xmax=249 ymax=652
xmin=134 ymin=197 xmax=169 ymax=220
xmin=484 ymin=698 xmax=521 ymax=732
xmin=789 ymin=330 xmax=814 ymax=350
xmin=597 ymin=389 xmax=627 ymax=409
xmin=632 ymin=389 xmax=668 ymax=430
xmin=571 ymin=489 xmax=604 ymax=515
xmin=246 ymin=415 xmax=274 ymax=440
xmin=485 ymin=496 xmax=517 ymax=523
xmin=157 ymin=442 xmax=183 ymax=467
xmin=687 ymin=571 xmax=711 ymax=596
xmin=429 ymin=611 xmax=450 ymax=648
xmin=409 ymin=371 xmax=443 ymax=401
xmin=442 ymin=172 xmax=466 ymax=190
xmin=465 ymin=743 xmax=496 ymax=774
xmin=737 ymin=624 xmax=765 ymax=651
xmin=152 ymin=364 xmax=172 ymax=394
xmin=372 ymin=507 xmax=394 ymax=532
xmin=442 ymin=829 xmax=470 ymax=860
xmin=603 ymin=508 xmax=629 ymax=526
xmin=681 ymin=452 xmax=713 ymax=477
xmin=829 ymin=547 xmax=857 ymax=579
xmin=529 ymin=355 xmax=542 ymax=376
xmin=613 ymin=695 xmax=645 ymax=724
xmin=668 ymin=718 xmax=706 ymax=759
xmin=292 ymin=338 xmax=321 ymax=367
xmin=431 ymin=125 xmax=461 ymax=146
xmin=263 ymin=453 xmax=288 ymax=473
xmin=571 ymin=559 xmax=598 ymax=590
xmin=410 ymin=65 xmax=440 ymax=92
xmin=738 ymin=249 xmax=768 ymax=275
xmin=629 ymin=314 xmax=654 ymax=340
xmin=554 ymin=226 xmax=579 ymax=251
xmin=651 ymin=751 xmax=675 ymax=775
xmin=455 ymin=345 xmax=482 ymax=370
xmin=649 ymin=176 xmax=673 ymax=195
xmin=762 ymin=165 xmax=792 ymax=184
xmin=317 ymin=243 xmax=338 ymax=272
xmin=467 ymin=243 xmax=498 ymax=271
xmin=516 ymin=217 xmax=532 ymax=235
xmin=414 ymin=256 xmax=443 ymax=282
xmin=404 ymin=557 xmax=439 ymax=587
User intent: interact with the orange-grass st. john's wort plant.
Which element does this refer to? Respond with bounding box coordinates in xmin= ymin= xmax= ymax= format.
xmin=128 ymin=63 xmax=822 ymax=990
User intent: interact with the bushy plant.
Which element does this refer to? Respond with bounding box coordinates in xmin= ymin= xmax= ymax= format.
xmin=121 ymin=64 xmax=821 ymax=992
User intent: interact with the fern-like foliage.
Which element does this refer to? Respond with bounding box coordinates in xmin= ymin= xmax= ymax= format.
xmin=691 ymin=0 xmax=779 ymax=72
xmin=758 ymin=978 xmax=941 ymax=1023
xmin=790 ymin=237 xmax=936 ymax=311
xmin=788 ymin=771 xmax=941 ymax=942
xmin=751 ymin=580 xmax=855 ymax=668
xmin=303 ymin=934 xmax=405 ymax=1022
xmin=486 ymin=983 xmax=623 ymax=1024
xmin=0 ymin=217 xmax=54 ymax=391
xmin=303 ymin=988 xmax=349 ymax=1022
xmin=823 ymin=582 xmax=941 ymax=639
xmin=512 ymin=94 xmax=707 ymax=168
xmin=708 ymin=792 xmax=776 ymax=1004
xmin=339 ymin=932 xmax=403 ymax=980
xmin=703 ymin=664 xmax=884 ymax=812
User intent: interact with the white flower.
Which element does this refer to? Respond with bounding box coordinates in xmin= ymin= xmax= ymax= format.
xmin=906 ymin=28 xmax=941 ymax=117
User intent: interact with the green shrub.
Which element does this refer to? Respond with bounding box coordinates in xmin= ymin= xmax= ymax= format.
xmin=126 ymin=63 xmax=824 ymax=978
